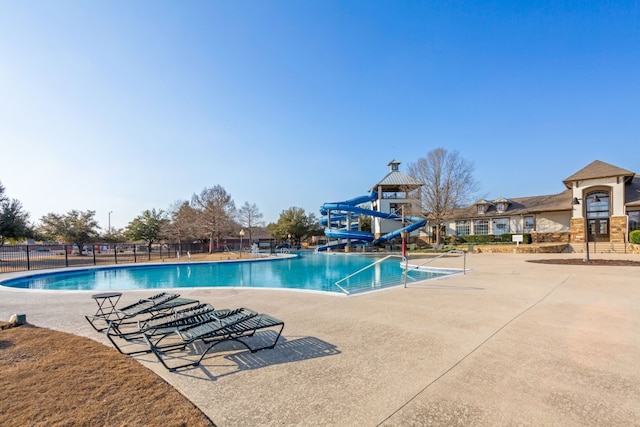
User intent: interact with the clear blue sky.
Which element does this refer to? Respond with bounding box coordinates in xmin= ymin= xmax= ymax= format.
xmin=1 ymin=1 xmax=638 ymax=230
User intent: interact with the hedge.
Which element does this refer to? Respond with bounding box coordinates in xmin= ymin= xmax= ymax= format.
xmin=630 ymin=230 xmax=640 ymax=244
xmin=458 ymin=234 xmax=531 ymax=245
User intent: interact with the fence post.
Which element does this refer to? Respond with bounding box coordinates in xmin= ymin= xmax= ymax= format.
xmin=114 ymin=244 xmax=118 ymax=264
xmin=26 ymin=245 xmax=31 ymax=270
xmin=64 ymin=245 xmax=69 ymax=267
xmin=93 ymin=245 xmax=97 ymax=265
xmin=134 ymin=246 xmax=137 ymax=263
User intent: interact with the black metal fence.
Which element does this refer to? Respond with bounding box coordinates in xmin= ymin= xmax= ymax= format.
xmin=0 ymin=243 xmax=212 ymax=274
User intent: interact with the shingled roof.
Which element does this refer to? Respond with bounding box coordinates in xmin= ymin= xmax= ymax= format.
xmin=370 ymin=160 xmax=423 ymax=191
xmin=563 ymin=160 xmax=636 ymax=188
xmin=625 ymin=176 xmax=640 ymax=207
xmin=447 ymin=189 xmax=574 ymax=220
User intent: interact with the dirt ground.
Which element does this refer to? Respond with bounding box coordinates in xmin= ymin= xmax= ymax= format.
xmin=0 ymin=322 xmax=215 ymax=427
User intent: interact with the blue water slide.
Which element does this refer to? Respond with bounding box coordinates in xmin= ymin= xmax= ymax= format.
xmin=319 ymin=191 xmax=377 ymax=216
xmin=371 ymin=216 xmax=426 ymax=245
xmin=319 ymin=190 xmax=426 ymax=251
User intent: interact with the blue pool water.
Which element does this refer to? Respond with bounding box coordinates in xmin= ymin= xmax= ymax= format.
xmin=0 ymin=252 xmax=456 ymax=295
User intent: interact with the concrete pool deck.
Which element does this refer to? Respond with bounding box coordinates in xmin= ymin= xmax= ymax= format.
xmin=1 ymin=252 xmax=639 ymax=426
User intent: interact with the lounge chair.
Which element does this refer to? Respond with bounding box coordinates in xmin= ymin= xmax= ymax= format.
xmin=85 ymin=292 xmax=198 ymax=333
xmin=143 ymin=310 xmax=285 ymax=371
xmin=105 ymin=303 xmax=251 ymax=355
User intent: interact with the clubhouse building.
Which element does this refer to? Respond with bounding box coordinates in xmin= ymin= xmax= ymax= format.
xmin=440 ymin=160 xmax=640 ymax=252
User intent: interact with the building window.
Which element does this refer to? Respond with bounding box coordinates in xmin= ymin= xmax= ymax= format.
xmin=456 ymin=220 xmax=470 ymax=236
xmin=586 ymin=191 xmax=609 ymax=219
xmin=497 ymin=202 xmax=506 ymax=213
xmin=474 ymin=219 xmax=489 ymax=235
xmin=524 ymin=216 xmax=534 ymax=232
xmin=477 ymin=205 xmax=485 ymax=214
xmin=493 ymin=218 xmax=510 ymax=236
xmin=630 ymin=211 xmax=640 ymax=232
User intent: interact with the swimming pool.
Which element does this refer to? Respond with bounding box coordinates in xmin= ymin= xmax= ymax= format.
xmin=0 ymin=252 xmax=459 ymax=295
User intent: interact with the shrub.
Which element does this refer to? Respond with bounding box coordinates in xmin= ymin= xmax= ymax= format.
xmin=459 ymin=233 xmax=532 ymax=244
xmin=630 ymin=230 xmax=640 ymax=244
xmin=461 ymin=235 xmax=497 ymax=244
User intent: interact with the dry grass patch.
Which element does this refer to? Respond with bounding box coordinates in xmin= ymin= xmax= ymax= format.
xmin=0 ymin=323 xmax=214 ymax=427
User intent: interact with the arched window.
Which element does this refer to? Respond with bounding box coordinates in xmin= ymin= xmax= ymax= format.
xmin=586 ymin=191 xmax=609 ymax=219
xmin=585 ymin=190 xmax=610 ymax=242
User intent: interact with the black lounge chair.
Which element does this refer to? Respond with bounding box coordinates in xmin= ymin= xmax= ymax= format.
xmin=105 ymin=303 xmax=250 ymax=355
xmin=143 ymin=310 xmax=285 ymax=371
xmin=85 ymin=292 xmax=198 ymax=333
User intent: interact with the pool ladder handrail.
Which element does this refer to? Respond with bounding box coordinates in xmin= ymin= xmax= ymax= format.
xmin=334 ymin=250 xmax=467 ymax=294
xmin=404 ymin=249 xmax=467 ymax=279
xmin=334 ymin=254 xmax=405 ymax=295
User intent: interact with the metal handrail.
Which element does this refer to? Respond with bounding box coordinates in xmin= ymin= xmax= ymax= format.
xmin=404 ymin=249 xmax=467 ymax=276
xmin=334 ymin=254 xmax=404 ymax=295
xmin=333 ymin=250 xmax=467 ymax=295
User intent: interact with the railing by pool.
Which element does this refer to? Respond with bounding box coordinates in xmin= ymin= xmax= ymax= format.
xmin=333 ymin=251 xmax=466 ymax=295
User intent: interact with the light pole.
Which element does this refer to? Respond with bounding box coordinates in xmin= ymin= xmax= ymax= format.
xmin=108 ymin=211 xmax=113 ymax=235
xmin=239 ymin=229 xmax=245 ymax=258
xmin=573 ymin=194 xmax=600 ymax=262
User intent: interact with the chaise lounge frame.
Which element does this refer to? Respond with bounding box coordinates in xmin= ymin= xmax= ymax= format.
xmin=85 ymin=292 xmax=198 ymax=333
xmin=105 ymin=303 xmax=252 ymax=355
xmin=143 ymin=311 xmax=285 ymax=371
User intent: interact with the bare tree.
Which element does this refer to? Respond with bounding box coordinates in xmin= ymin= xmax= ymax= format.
xmin=163 ymin=200 xmax=198 ymax=248
xmin=191 ymin=185 xmax=236 ymax=253
xmin=237 ymin=202 xmax=264 ymax=244
xmin=406 ymin=148 xmax=480 ymax=244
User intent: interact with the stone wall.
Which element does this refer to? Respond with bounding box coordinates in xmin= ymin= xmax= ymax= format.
xmin=610 ymin=216 xmax=627 ymax=243
xmin=570 ymin=218 xmax=585 ymax=243
xmin=532 ymin=231 xmax=570 ymax=244
xmin=470 ymin=244 xmax=568 ymax=254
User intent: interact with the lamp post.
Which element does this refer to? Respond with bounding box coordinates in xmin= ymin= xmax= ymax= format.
xmin=108 ymin=211 xmax=113 ymax=235
xmin=239 ymin=229 xmax=245 ymax=258
xmin=573 ymin=194 xmax=600 ymax=262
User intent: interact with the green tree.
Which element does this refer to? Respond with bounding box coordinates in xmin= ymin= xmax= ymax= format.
xmin=191 ymin=186 xmax=236 ymax=253
xmin=38 ymin=210 xmax=100 ymax=254
xmin=125 ymin=209 xmax=167 ymax=254
xmin=268 ymin=207 xmax=322 ymax=246
xmin=358 ymin=214 xmax=372 ymax=233
xmin=103 ymin=227 xmax=126 ymax=243
xmin=237 ymin=202 xmax=264 ymax=245
xmin=406 ymin=148 xmax=480 ymax=245
xmin=0 ymin=182 xmax=33 ymax=246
